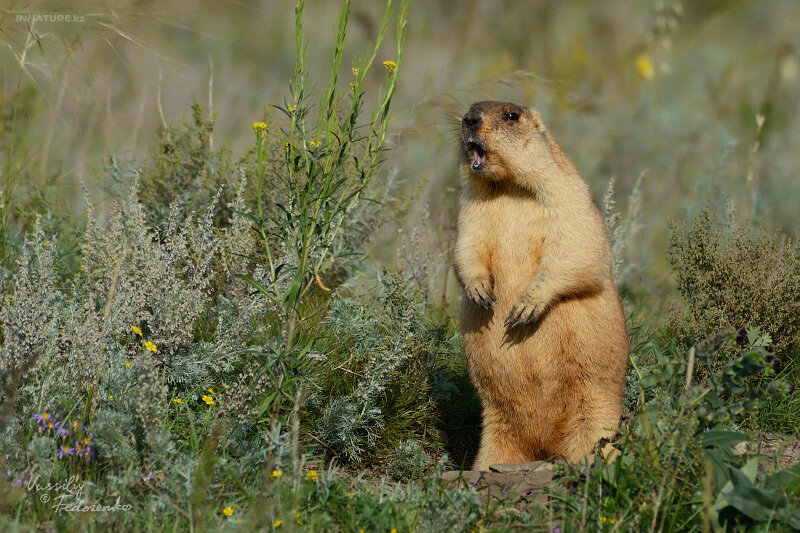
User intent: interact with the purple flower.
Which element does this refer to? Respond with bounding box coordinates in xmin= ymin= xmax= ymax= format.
xmin=11 ymin=478 xmax=22 ymax=487
xmin=57 ymin=444 xmax=75 ymax=459
xmin=4 ymin=469 xmax=10 ymax=479
xmin=57 ymin=425 xmax=70 ymax=439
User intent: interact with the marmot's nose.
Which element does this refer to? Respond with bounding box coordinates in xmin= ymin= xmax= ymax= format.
xmin=462 ymin=113 xmax=482 ymax=129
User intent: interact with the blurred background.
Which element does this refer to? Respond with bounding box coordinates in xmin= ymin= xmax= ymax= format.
xmin=2 ymin=0 xmax=799 ymax=316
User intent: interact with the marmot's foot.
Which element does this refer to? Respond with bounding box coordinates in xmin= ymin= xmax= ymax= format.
xmin=464 ymin=278 xmax=496 ymax=309
xmin=505 ymin=297 xmax=544 ymax=327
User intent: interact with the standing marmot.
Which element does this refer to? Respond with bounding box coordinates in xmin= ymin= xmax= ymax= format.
xmin=454 ymin=101 xmax=629 ymax=470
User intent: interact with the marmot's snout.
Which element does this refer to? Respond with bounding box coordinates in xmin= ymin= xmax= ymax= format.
xmin=462 ymin=111 xmax=487 ymax=171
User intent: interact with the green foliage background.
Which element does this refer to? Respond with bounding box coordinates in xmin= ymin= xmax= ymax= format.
xmin=1 ymin=0 xmax=799 ymax=531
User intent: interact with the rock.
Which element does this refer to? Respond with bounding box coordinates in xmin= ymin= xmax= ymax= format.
xmin=488 ymin=461 xmax=550 ymax=473
xmin=440 ymin=470 xmax=483 ymax=484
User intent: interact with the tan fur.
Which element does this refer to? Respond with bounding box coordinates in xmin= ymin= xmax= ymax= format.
xmin=454 ymin=101 xmax=629 ymax=470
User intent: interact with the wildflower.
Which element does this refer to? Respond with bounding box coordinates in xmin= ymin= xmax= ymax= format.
xmin=352 ymin=66 xmax=359 ymax=76
xmin=308 ymin=140 xmax=319 ymax=149
xmin=635 ymin=54 xmax=654 ymax=80
xmin=56 ymin=423 xmax=70 ymax=439
xmin=131 ymin=325 xmax=143 ymax=337
xmin=287 ymin=104 xmax=297 ymax=113
xmin=33 ymin=412 xmax=50 ymax=424
xmin=108 ymin=394 xmax=113 ymax=399
xmin=207 ymin=388 xmax=215 ymax=394
xmin=383 ymin=60 xmax=397 ymax=74
xmin=142 ymin=469 xmax=154 ymax=482
xmin=252 ymin=121 xmax=268 ymax=133
xmin=349 ymin=82 xmax=356 ymax=92
xmin=172 ymin=398 xmax=183 ymax=404
xmin=272 ymin=469 xmax=283 ymax=478
xmin=202 ymin=395 xmax=214 ymax=406
xmin=125 ymin=361 xmax=131 ymax=368
xmin=306 ymin=470 xmax=318 ymax=481
xmin=273 ymin=519 xmax=282 ymax=527
xmin=44 ymin=240 xmax=50 ymax=246
xmin=223 ymin=506 xmax=234 ymax=517
xmin=57 ymin=444 xmax=74 ymax=459
xmin=144 ymin=341 xmax=157 ymax=352
xmin=72 ymin=420 xmax=80 ymax=430
xmin=390 ymin=529 xmax=397 ymax=533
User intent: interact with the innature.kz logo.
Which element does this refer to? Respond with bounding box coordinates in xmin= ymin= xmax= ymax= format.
xmin=15 ymin=13 xmax=86 ymax=23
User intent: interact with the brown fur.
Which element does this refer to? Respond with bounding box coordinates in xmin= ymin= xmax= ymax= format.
xmin=453 ymin=101 xmax=629 ymax=470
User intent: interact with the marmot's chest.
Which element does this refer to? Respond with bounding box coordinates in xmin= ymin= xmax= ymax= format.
xmin=480 ymin=197 xmax=547 ymax=297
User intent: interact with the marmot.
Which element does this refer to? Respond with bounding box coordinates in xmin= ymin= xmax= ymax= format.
xmin=454 ymin=101 xmax=629 ymax=470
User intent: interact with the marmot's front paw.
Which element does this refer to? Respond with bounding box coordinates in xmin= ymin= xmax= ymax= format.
xmin=504 ymin=297 xmax=544 ymax=327
xmin=464 ymin=279 xmax=496 ymax=309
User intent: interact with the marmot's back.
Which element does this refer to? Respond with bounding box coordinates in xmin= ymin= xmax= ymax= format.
xmin=453 ymin=101 xmax=628 ymax=469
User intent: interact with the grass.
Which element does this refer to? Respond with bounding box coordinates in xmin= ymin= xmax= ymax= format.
xmin=0 ymin=0 xmax=799 ymax=531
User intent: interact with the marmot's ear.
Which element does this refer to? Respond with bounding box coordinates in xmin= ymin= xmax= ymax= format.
xmin=530 ymin=110 xmax=544 ymax=130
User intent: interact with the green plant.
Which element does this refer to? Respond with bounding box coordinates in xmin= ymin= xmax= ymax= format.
xmin=668 ymin=203 xmax=800 ymax=359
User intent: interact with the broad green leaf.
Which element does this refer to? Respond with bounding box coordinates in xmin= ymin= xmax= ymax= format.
xmin=722 ymin=486 xmax=785 ymax=521
xmin=763 ymin=463 xmax=800 ymax=493
xmin=702 ymin=430 xmax=748 ymax=449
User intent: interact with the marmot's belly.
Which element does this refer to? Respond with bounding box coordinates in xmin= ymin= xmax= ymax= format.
xmin=462 ymin=290 xmax=622 ymax=413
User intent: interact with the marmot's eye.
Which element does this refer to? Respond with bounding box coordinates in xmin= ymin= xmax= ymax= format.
xmin=504 ymin=112 xmax=519 ymax=121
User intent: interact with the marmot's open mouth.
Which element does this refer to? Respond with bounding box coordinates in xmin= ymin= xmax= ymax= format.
xmin=467 ymin=142 xmax=487 ymax=170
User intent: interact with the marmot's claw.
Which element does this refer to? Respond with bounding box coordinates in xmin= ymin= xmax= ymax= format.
xmin=466 ymin=280 xmax=495 ymax=309
xmin=505 ymin=301 xmax=543 ymax=328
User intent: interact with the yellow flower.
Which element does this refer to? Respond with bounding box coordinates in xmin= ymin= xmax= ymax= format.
xmin=252 ymin=121 xmax=268 ymax=133
xmin=223 ymin=506 xmax=234 ymax=517
xmin=44 ymin=241 xmax=50 ymax=246
xmin=383 ymin=60 xmax=397 ymax=74
xmin=636 ymin=54 xmax=655 ymax=80
xmin=390 ymin=529 xmax=397 ymax=533
xmin=131 ymin=325 xmax=142 ymax=336
xmin=202 ymin=395 xmax=214 ymax=406
xmin=273 ymin=519 xmax=282 ymax=527
xmin=80 ymin=263 xmax=88 ymax=272
xmin=352 ymin=66 xmax=359 ymax=76
xmin=272 ymin=469 xmax=283 ymax=478
xmin=42 ymin=412 xmax=50 ymax=421
xmin=144 ymin=341 xmax=157 ymax=352
xmin=287 ymin=104 xmax=297 ymax=113
xmin=207 ymin=388 xmax=215 ymax=394
xmin=172 ymin=398 xmax=182 ymax=404
xmin=349 ymin=82 xmax=356 ymax=92
xmin=108 ymin=394 xmax=113 ymax=399
xmin=125 ymin=361 xmax=131 ymax=368
xmin=306 ymin=470 xmax=318 ymax=481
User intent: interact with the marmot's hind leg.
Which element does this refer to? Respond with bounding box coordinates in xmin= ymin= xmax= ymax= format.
xmin=558 ymin=404 xmax=620 ymax=463
xmin=473 ymin=412 xmax=535 ymax=471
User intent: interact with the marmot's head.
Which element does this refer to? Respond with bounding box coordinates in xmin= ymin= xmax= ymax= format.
xmin=461 ymin=101 xmax=553 ymax=182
